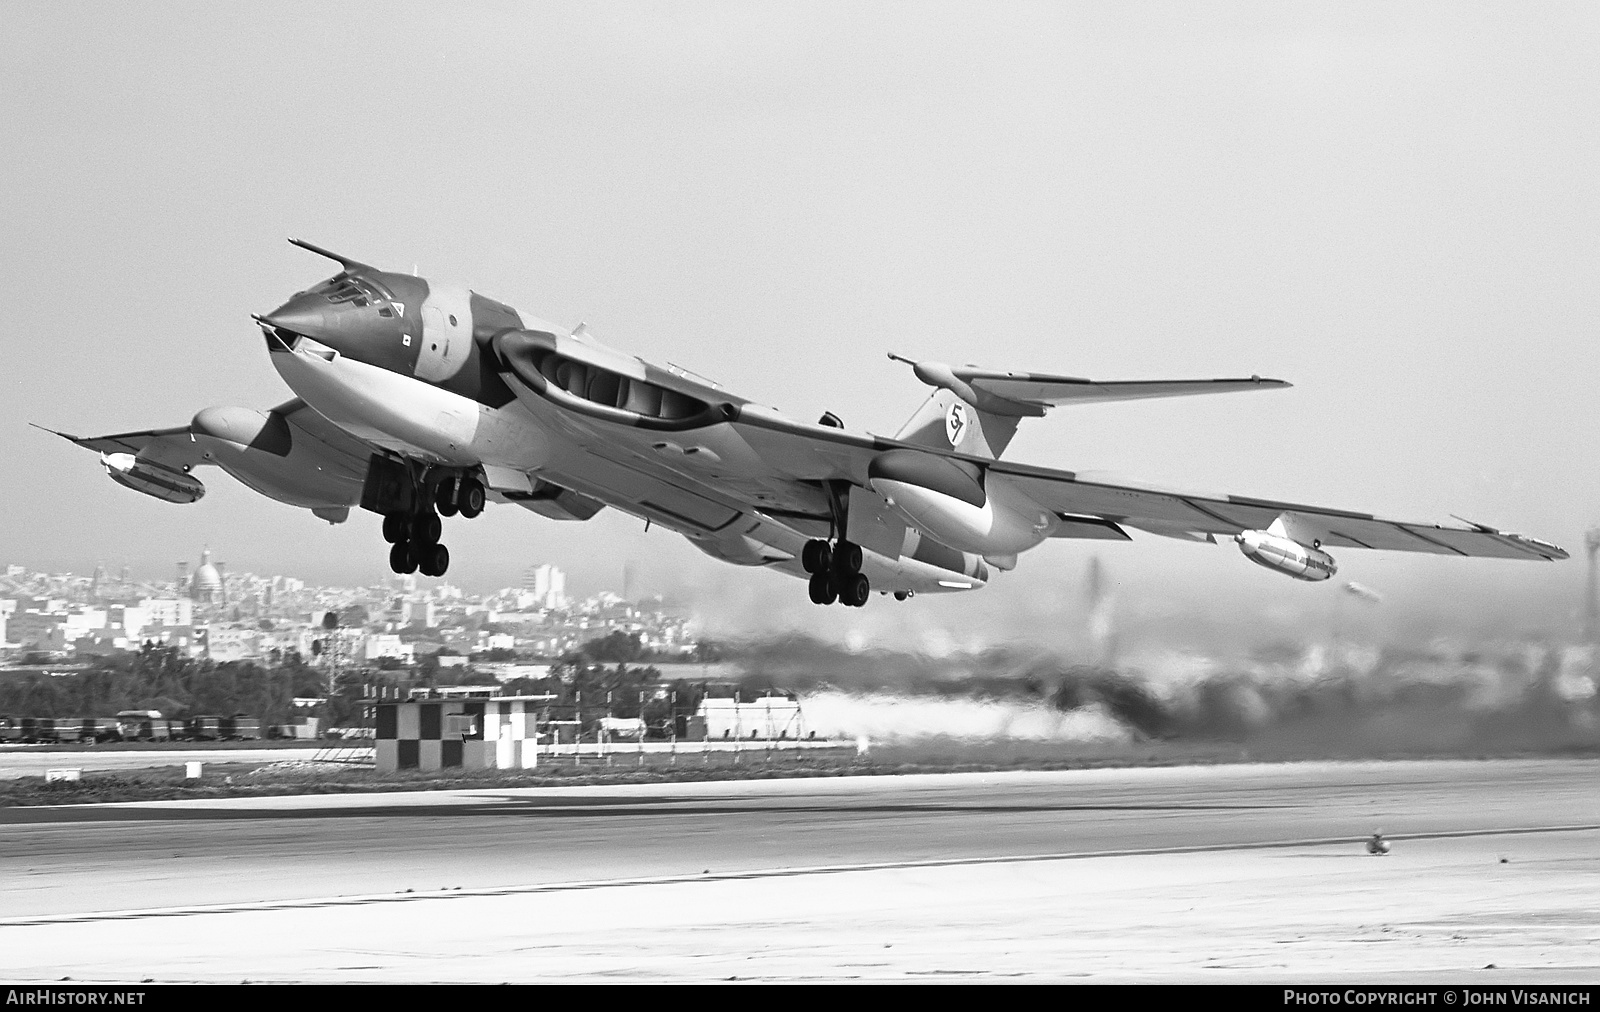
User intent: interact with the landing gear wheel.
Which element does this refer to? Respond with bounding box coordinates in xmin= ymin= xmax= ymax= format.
xmin=832 ymin=539 xmax=863 ymax=577
xmin=435 ymin=480 xmax=459 ymax=518
xmin=418 ymin=543 xmax=450 ymax=578
xmin=841 ymin=573 xmax=870 ymax=607
xmin=411 ymin=512 xmax=442 ymax=546
xmin=808 ymin=572 xmax=836 ymax=605
xmin=388 ymin=542 xmax=416 ymax=574
xmin=801 ymin=539 xmax=832 ymax=575
xmin=893 ymin=591 xmax=909 ymax=602
xmin=459 ymin=479 xmax=486 ymax=519
xmin=382 ymin=514 xmax=406 ymax=544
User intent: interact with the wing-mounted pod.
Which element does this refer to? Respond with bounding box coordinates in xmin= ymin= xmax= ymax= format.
xmin=35 ymin=423 xmax=208 ymax=504
xmin=40 ymin=399 xmax=370 ymax=521
xmin=99 ymin=451 xmax=206 ymax=504
xmin=1236 ymin=513 xmax=1337 ymax=582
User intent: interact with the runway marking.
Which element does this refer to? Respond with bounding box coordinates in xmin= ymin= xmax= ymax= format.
xmin=0 ymin=798 xmax=1294 ymax=824
xmin=2 ymin=822 xmax=1596 ymax=929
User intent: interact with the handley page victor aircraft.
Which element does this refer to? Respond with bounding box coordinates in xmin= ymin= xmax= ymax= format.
xmin=43 ymin=240 xmax=1567 ymax=606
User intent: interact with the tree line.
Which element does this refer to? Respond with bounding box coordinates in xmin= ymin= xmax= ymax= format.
xmin=0 ymin=633 xmax=738 ymax=730
xmin=0 ymin=643 xmax=331 ymax=726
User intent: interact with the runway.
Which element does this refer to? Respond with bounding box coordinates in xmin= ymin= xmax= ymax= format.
xmin=0 ymin=740 xmax=847 ymax=780
xmin=0 ymin=747 xmax=325 ymax=780
xmin=1 ymin=759 xmax=1597 ymax=982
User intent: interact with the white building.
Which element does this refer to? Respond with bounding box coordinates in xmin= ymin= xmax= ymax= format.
xmin=484 ymin=633 xmax=516 ymax=652
xmin=364 ymin=634 xmax=415 ymax=664
xmin=140 ymin=598 xmax=194 ymax=628
xmin=206 ymin=626 xmax=263 ymax=662
xmin=698 ymin=697 xmax=805 ymax=740
xmin=523 ymin=565 xmax=567 ymax=610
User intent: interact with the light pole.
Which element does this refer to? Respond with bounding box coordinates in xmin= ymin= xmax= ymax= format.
xmin=321 ymin=611 xmax=340 ymax=735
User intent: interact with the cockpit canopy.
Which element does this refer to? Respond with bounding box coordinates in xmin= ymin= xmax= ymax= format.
xmin=306 ymin=273 xmax=398 ymax=318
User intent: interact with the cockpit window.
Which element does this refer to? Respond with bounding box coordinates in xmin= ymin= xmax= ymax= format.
xmin=315 ymin=274 xmax=387 ymax=310
xmin=324 ymin=280 xmax=364 ymax=303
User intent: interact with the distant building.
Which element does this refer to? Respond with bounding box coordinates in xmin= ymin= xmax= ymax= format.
xmin=140 ymin=598 xmax=194 ymax=629
xmin=363 ymin=634 xmax=415 ymax=664
xmin=8 ymin=611 xmax=64 ymax=651
xmin=189 ymin=548 xmax=224 ymax=603
xmin=476 ymin=662 xmax=552 ymax=683
xmin=522 ymin=564 xmax=567 ymax=610
xmin=698 ymin=696 xmax=805 ymax=740
xmin=375 ymin=695 xmax=551 ymax=772
xmin=206 ymin=626 xmax=263 ymax=662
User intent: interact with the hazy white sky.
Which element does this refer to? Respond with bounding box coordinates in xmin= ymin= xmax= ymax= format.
xmin=2 ymin=2 xmax=1595 ymax=647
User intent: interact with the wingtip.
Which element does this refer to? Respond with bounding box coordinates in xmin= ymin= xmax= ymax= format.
xmin=29 ymin=421 xmax=76 ymax=442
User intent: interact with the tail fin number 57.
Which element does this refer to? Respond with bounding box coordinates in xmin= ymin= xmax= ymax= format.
xmin=945 ymin=402 xmax=967 ymax=448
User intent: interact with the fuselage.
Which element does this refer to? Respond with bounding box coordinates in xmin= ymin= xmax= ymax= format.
xmin=259 ymin=264 xmax=989 ymax=597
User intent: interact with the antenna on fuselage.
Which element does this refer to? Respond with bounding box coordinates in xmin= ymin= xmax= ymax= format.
xmin=286 ymin=237 xmax=375 ymax=274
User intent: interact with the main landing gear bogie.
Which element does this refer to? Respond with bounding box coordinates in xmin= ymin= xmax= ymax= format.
xmin=384 ymin=475 xmax=485 ymax=578
xmin=434 ymin=477 xmax=485 ymax=520
xmin=802 ymin=538 xmax=870 ymax=608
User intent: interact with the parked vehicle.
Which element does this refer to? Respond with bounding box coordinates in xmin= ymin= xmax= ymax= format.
xmin=183 ymin=714 xmax=261 ymax=741
xmin=77 ymin=717 xmax=124 ymax=743
xmin=20 ymin=717 xmax=59 ymax=743
xmin=184 ymin=715 xmax=224 ymax=741
xmin=220 ymin=715 xmax=261 ymax=741
xmin=116 ymin=711 xmax=178 ymax=742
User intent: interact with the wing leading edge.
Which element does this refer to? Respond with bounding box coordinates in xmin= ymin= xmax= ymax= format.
xmin=989 ymin=461 xmax=1567 ymax=561
xmin=724 ymin=408 xmax=1564 ymax=562
xmin=32 ymin=422 xmax=196 ymax=458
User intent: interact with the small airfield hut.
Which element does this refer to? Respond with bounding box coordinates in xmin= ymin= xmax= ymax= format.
xmin=375 ymin=694 xmax=555 ymax=773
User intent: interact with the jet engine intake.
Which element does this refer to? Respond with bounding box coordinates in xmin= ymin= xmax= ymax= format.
xmin=867 ymin=449 xmax=1057 ymax=555
xmin=101 ymin=453 xmax=205 ymax=504
xmin=1236 ymin=530 xmax=1337 ymax=582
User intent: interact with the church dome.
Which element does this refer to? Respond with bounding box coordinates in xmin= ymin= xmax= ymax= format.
xmin=191 ymin=549 xmax=223 ymax=600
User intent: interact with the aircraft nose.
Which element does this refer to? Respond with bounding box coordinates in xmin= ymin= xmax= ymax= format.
xmin=260 ymin=286 xmax=390 ymax=360
xmin=261 ymin=292 xmax=329 ymax=339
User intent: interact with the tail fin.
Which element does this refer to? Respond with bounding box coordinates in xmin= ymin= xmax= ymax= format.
xmin=889 ymin=353 xmax=1291 ymax=460
xmin=893 ymin=386 xmax=1020 ymax=458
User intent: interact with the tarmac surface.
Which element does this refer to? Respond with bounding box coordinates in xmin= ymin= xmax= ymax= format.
xmin=0 ymin=740 xmax=843 ymax=779
xmin=0 ymin=746 xmax=326 ymax=779
xmin=1 ymin=759 xmax=1597 ymax=982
